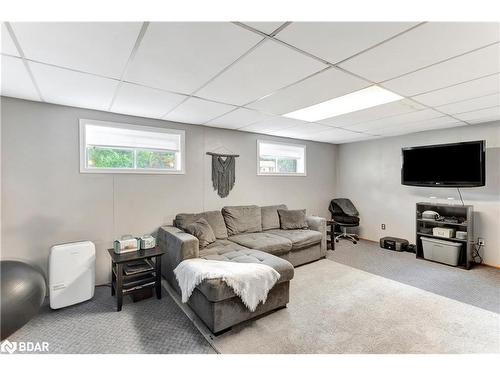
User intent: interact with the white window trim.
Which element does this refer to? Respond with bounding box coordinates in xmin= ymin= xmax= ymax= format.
xmin=79 ymin=119 xmax=186 ymax=174
xmin=257 ymin=139 xmax=307 ymax=176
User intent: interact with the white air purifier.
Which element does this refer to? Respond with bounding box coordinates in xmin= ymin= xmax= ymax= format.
xmin=49 ymin=241 xmax=96 ymax=309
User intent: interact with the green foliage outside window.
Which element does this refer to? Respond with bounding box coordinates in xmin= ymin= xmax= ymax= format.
xmin=87 ymin=147 xmax=176 ymax=169
xmin=87 ymin=147 xmax=134 ymax=168
xmin=277 ymin=158 xmax=297 ymax=173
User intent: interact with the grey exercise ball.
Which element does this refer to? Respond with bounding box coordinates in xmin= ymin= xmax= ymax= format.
xmin=1 ymin=260 xmax=46 ymax=340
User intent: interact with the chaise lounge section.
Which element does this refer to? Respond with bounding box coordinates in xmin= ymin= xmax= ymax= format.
xmin=158 ymin=204 xmax=326 ymax=333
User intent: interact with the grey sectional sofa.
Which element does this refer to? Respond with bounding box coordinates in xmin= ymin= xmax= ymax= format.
xmin=157 ymin=204 xmax=326 ymax=333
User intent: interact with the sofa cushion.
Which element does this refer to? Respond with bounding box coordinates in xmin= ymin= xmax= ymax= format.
xmin=278 ymin=209 xmax=308 ymax=230
xmin=261 ymin=204 xmax=288 ymax=231
xmin=266 ymin=229 xmax=322 ymax=250
xmin=228 ymin=232 xmax=292 ymax=256
xmin=175 ymin=210 xmax=228 ymax=239
xmin=222 ymin=205 xmax=262 ymax=236
xmin=184 ymin=218 xmax=216 ymax=249
xmin=197 ymin=241 xmax=294 ymax=302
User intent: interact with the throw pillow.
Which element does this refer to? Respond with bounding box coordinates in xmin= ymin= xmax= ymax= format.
xmin=278 ymin=209 xmax=308 ymax=230
xmin=184 ymin=218 xmax=216 ymax=249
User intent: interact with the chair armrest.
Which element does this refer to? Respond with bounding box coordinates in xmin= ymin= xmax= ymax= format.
xmin=157 ymin=226 xmax=199 ymax=270
xmin=307 ymin=216 xmax=327 ymax=256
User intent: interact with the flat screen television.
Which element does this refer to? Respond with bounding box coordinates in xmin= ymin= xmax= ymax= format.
xmin=401 ymin=140 xmax=485 ymax=187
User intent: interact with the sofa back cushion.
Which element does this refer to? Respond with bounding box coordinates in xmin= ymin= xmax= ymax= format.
xmin=261 ymin=204 xmax=288 ymax=231
xmin=278 ymin=209 xmax=308 ymax=230
xmin=222 ymin=205 xmax=262 ymax=236
xmin=175 ymin=210 xmax=228 ymax=239
xmin=184 ymin=218 xmax=216 ymax=249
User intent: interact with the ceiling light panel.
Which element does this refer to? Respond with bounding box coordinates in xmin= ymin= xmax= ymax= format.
xmin=163 ymin=97 xmax=235 ymax=125
xmin=346 ymin=108 xmax=444 ymax=132
xmin=29 ymin=62 xmax=119 ymax=111
xmin=319 ymin=99 xmax=425 ymax=128
xmin=125 ymin=22 xmax=261 ymax=95
xmin=412 ymin=73 xmax=500 ymax=107
xmin=206 ymin=108 xmax=273 ymax=129
xmin=277 ymin=22 xmax=417 ymax=64
xmin=1 ymin=55 xmax=40 ymax=100
xmin=284 ymin=86 xmax=403 ymax=122
xmin=454 ymin=106 xmax=500 ymax=123
xmin=111 ymin=83 xmax=187 ymax=119
xmin=242 ymin=22 xmax=286 ymax=35
xmin=247 ymin=67 xmax=370 ymax=115
xmin=382 ymin=43 xmax=500 ymax=97
xmin=339 ymin=22 xmax=500 ymax=82
xmin=1 ymin=23 xmax=19 ymax=56
xmin=11 ymin=22 xmax=143 ymax=79
xmin=436 ymin=93 xmax=500 ymax=115
xmin=197 ymin=39 xmax=326 ymax=106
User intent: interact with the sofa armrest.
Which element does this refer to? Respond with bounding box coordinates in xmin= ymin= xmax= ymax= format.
xmin=307 ymin=216 xmax=327 ymax=256
xmin=157 ymin=226 xmax=199 ymax=281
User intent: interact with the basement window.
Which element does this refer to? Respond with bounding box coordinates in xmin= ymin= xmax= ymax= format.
xmin=257 ymin=140 xmax=306 ymax=176
xmin=79 ymin=119 xmax=185 ymax=174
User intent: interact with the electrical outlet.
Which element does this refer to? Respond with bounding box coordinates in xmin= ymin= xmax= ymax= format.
xmin=381 ymin=224 xmax=386 ymax=230
xmin=478 ymin=238 xmax=485 ymax=246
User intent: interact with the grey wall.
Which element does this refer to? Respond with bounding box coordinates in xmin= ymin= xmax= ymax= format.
xmin=1 ymin=97 xmax=337 ymax=284
xmin=336 ymin=121 xmax=500 ymax=267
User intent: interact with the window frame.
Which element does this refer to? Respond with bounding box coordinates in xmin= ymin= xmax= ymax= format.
xmin=79 ymin=119 xmax=186 ymax=174
xmin=256 ymin=139 xmax=307 ymax=177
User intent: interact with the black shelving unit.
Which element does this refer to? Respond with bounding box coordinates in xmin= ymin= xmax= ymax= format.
xmin=416 ymin=202 xmax=474 ymax=269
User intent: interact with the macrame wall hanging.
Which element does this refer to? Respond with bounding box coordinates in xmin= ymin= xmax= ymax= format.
xmin=206 ymin=151 xmax=239 ymax=198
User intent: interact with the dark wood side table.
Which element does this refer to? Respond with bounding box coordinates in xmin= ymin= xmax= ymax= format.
xmin=326 ymin=219 xmax=336 ymax=251
xmin=107 ymin=247 xmax=165 ymax=311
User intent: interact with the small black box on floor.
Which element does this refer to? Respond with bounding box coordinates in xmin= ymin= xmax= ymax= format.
xmin=380 ymin=237 xmax=409 ymax=252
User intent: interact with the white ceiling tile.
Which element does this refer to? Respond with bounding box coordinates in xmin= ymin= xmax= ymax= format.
xmin=381 ymin=43 xmax=500 ymax=96
xmin=373 ymin=116 xmax=466 ymax=135
xmin=125 ymin=22 xmax=261 ymax=95
xmin=265 ymin=122 xmax=331 ymax=138
xmin=242 ymin=22 xmax=285 ymax=35
xmin=164 ymin=97 xmax=235 ymax=125
xmin=347 ymin=108 xmax=444 ymax=132
xmin=239 ymin=116 xmax=307 ymax=133
xmin=306 ymin=127 xmax=374 ymax=143
xmin=437 ymin=93 xmax=500 ymax=115
xmin=247 ymin=67 xmax=370 ymax=115
xmin=197 ymin=39 xmax=326 ymax=106
xmin=111 ymin=83 xmax=187 ymax=119
xmin=412 ymin=73 xmax=500 ymax=107
xmin=277 ymin=22 xmax=417 ymax=64
xmin=11 ymin=22 xmax=142 ymax=79
xmin=454 ymin=106 xmax=500 ymax=123
xmin=206 ymin=108 xmax=273 ymax=129
xmin=319 ymin=99 xmax=425 ymax=127
xmin=1 ymin=55 xmax=39 ymax=100
xmin=339 ymin=22 xmax=500 ymax=82
xmin=30 ymin=62 xmax=118 ymax=111
xmin=1 ymin=23 xmax=19 ymax=56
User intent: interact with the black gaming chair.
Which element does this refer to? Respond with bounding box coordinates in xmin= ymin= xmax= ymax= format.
xmin=329 ymin=198 xmax=360 ymax=244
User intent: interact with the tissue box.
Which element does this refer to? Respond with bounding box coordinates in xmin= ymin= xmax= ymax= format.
xmin=140 ymin=235 xmax=156 ymax=250
xmin=432 ymin=227 xmax=455 ymax=238
xmin=114 ymin=238 xmax=139 ymax=254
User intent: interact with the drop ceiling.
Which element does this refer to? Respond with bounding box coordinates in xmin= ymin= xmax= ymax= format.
xmin=1 ymin=21 xmax=499 ymax=144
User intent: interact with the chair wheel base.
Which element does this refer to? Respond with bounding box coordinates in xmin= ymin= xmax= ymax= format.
xmin=335 ymin=239 xmax=339 ymax=243
xmin=353 ymin=241 xmax=357 ymax=244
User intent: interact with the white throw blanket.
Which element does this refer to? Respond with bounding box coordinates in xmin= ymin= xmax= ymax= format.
xmin=174 ymin=258 xmax=280 ymax=312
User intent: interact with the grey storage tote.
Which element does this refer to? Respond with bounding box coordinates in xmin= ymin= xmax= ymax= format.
xmin=421 ymin=236 xmax=462 ymax=266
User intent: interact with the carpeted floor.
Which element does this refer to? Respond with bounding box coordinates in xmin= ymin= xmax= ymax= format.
xmin=5 ymin=286 xmax=216 ymax=354
xmin=330 ymin=240 xmax=500 ymax=313
xmin=212 ymin=259 xmax=500 ymax=354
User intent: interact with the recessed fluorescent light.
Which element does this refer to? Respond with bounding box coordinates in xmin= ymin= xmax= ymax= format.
xmin=283 ymin=86 xmax=403 ymax=122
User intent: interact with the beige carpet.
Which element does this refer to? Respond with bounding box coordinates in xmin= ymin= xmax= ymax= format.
xmin=212 ymin=260 xmax=500 ymax=354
